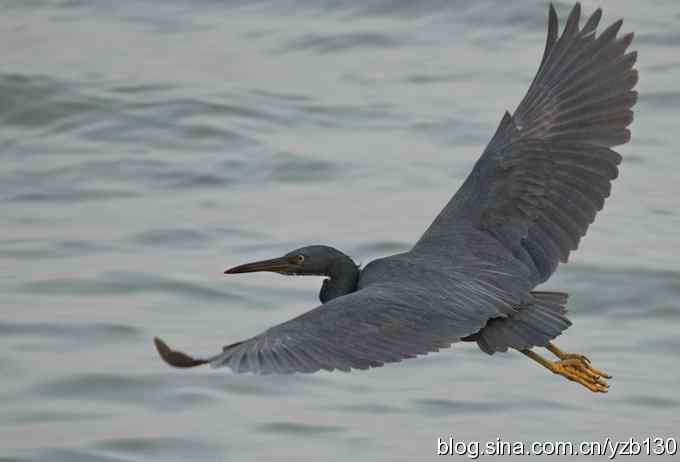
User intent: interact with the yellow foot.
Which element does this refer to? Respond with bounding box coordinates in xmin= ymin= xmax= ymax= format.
xmin=523 ymin=349 xmax=611 ymax=393
xmin=550 ymin=357 xmax=610 ymax=393
xmin=558 ymin=352 xmax=590 ymax=363
xmin=546 ymin=342 xmax=612 ymax=380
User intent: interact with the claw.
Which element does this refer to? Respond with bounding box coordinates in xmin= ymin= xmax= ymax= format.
xmin=558 ymin=356 xmax=612 ymax=379
xmin=561 ymin=353 xmax=591 ymax=364
xmin=551 ymin=357 xmax=611 ymax=393
xmin=523 ymin=349 xmax=611 ymax=393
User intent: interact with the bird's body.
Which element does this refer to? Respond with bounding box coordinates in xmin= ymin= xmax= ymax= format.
xmin=155 ymin=3 xmax=637 ymax=392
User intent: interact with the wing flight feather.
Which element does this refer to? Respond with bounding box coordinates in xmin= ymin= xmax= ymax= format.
xmin=416 ymin=3 xmax=637 ymax=284
xmin=155 ymin=281 xmax=511 ymax=374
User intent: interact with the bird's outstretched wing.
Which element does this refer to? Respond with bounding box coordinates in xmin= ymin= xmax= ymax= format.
xmin=415 ymin=3 xmax=637 ymax=284
xmin=155 ymin=281 xmax=512 ymax=373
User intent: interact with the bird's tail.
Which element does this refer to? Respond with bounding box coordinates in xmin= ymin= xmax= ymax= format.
xmin=469 ymin=291 xmax=572 ymax=355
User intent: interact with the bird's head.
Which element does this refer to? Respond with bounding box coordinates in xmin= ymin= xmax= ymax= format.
xmin=225 ymin=245 xmax=353 ymax=277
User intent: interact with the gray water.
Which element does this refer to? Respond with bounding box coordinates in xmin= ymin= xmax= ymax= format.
xmin=1 ymin=0 xmax=679 ymax=460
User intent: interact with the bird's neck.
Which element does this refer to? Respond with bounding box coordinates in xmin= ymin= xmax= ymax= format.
xmin=319 ymin=256 xmax=359 ymax=303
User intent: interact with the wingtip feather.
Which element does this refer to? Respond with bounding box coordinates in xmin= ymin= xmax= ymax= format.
xmin=563 ymin=3 xmax=582 ymax=36
xmin=548 ymin=3 xmax=558 ymax=31
xmin=154 ymin=336 xmax=209 ymax=368
xmin=582 ymin=8 xmax=602 ymax=35
xmin=541 ymin=4 xmax=559 ymax=67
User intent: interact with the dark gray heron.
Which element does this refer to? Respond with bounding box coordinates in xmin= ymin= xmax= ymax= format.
xmin=155 ymin=3 xmax=637 ymax=393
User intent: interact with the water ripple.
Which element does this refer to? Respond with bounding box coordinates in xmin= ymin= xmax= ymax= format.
xmin=0 ymin=239 xmax=109 ymax=259
xmin=92 ymin=436 xmax=224 ymax=460
xmin=413 ymin=397 xmax=577 ymax=416
xmin=2 ymin=410 xmax=108 ymax=426
xmin=130 ymin=228 xmax=213 ymax=248
xmin=279 ymin=31 xmax=405 ymax=54
xmin=111 ymin=83 xmax=177 ymax=94
xmin=28 ymin=371 xmax=335 ymax=410
xmin=255 ymin=421 xmax=346 ymax=436
xmin=619 ymin=395 xmax=680 ymax=409
xmin=636 ymin=31 xmax=680 ymax=47
xmin=0 ymin=73 xmax=258 ymax=154
xmin=639 ymin=91 xmax=680 ymax=110
xmin=323 ymin=402 xmax=405 ymax=414
xmin=8 ymin=189 xmax=140 ymax=203
xmin=556 ymin=265 xmax=680 ymax=319
xmin=26 ymin=448 xmax=131 ymax=462
xmin=403 ymin=72 xmax=480 ymax=85
xmin=0 ymin=322 xmax=140 ymax=342
xmin=294 ymin=102 xmax=403 ymax=129
xmin=266 ymin=152 xmax=342 ymax=182
xmin=0 ymin=74 xmax=101 ymax=130
xmin=31 ymin=373 xmax=164 ymax=402
xmin=20 ymin=271 xmax=246 ymax=302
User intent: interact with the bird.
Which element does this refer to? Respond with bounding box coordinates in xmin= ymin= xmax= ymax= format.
xmin=154 ymin=3 xmax=637 ymax=393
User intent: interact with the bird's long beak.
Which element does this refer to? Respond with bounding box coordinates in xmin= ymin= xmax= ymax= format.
xmin=224 ymin=257 xmax=290 ymax=274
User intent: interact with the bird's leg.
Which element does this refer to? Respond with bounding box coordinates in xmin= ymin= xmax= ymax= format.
xmin=546 ymin=342 xmax=612 ymax=379
xmin=547 ymin=342 xmax=588 ymax=363
xmin=522 ymin=349 xmax=610 ymax=393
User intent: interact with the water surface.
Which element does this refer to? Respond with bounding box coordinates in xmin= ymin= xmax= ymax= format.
xmin=1 ymin=0 xmax=679 ymax=460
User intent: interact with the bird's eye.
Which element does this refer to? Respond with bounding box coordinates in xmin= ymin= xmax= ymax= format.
xmin=296 ymin=255 xmax=305 ymax=263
